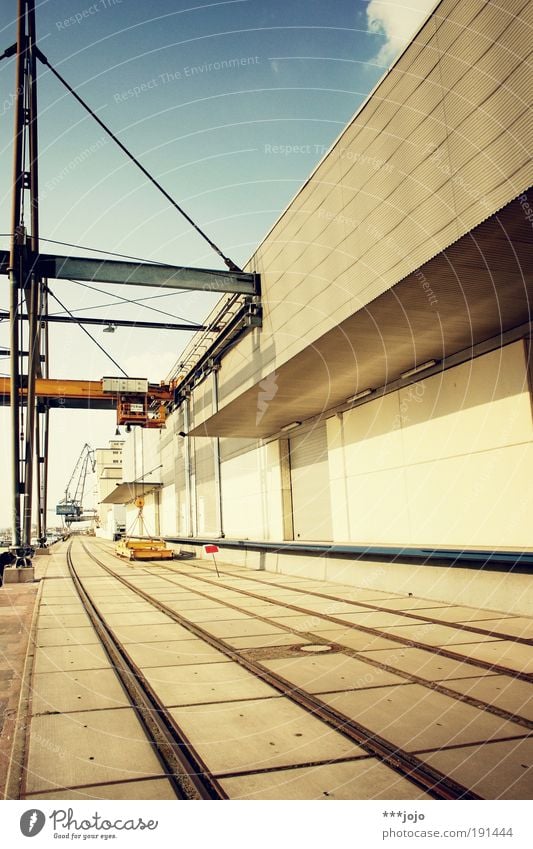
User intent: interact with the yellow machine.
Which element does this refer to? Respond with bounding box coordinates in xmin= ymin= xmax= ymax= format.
xmin=115 ymin=497 xmax=173 ymax=561
xmin=115 ymin=537 xmax=173 ymax=561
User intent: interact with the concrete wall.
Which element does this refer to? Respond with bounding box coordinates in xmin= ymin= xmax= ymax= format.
xmin=327 ymin=340 xmax=533 ymax=548
xmin=161 ymin=337 xmax=533 ymax=550
xmin=95 ymin=505 xmax=125 ymax=540
xmin=95 ymin=441 xmax=125 ymax=539
xmin=127 ymin=338 xmax=533 ymax=613
xmin=159 ymin=484 xmax=176 ymax=536
xmin=122 ymin=428 xmax=161 ymax=485
xmin=219 ymin=439 xmax=284 ymax=540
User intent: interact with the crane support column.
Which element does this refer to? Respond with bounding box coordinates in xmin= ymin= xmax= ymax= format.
xmin=9 ymin=0 xmax=26 ymax=549
xmin=23 ymin=0 xmax=42 ymax=545
xmin=8 ymin=0 xmax=42 ymax=560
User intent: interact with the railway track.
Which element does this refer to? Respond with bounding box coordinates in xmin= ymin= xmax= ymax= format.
xmin=141 ymin=553 xmax=533 ymax=716
xmin=77 ymin=539 xmax=491 ymax=800
xmin=179 ymin=560 xmax=533 ymax=646
xmin=66 ymin=543 xmax=227 ymax=800
xmin=153 ymin=551 xmax=533 ymax=685
xmin=130 ymin=559 xmax=533 ymax=731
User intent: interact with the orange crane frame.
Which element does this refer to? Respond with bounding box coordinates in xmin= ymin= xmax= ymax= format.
xmin=0 ymin=376 xmax=173 ymax=428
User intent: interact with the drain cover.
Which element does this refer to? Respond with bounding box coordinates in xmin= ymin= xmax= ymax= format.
xmin=299 ymin=644 xmax=333 ymax=653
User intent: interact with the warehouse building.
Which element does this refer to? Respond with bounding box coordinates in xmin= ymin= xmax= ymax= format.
xmin=117 ymin=0 xmax=532 ymax=615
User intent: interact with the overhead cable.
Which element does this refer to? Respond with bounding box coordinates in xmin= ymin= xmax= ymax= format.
xmin=36 ymin=48 xmax=242 ymax=273
xmin=46 ymin=286 xmax=129 ymax=377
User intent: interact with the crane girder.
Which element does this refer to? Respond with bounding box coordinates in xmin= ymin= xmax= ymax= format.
xmin=0 ymin=249 xmax=259 ymax=295
xmin=0 ymin=376 xmax=172 ymax=427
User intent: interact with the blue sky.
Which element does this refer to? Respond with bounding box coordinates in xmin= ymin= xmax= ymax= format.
xmin=0 ymin=0 xmax=436 ymax=527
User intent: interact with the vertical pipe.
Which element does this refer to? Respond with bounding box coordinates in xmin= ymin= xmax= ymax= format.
xmin=211 ymin=369 xmax=224 ymax=538
xmin=35 ymin=281 xmax=49 ymax=544
xmin=27 ymin=0 xmax=39 ymax=250
xmin=9 ymin=0 xmax=27 ymax=548
xmin=41 ymin=284 xmax=49 ymax=539
xmin=35 ymin=411 xmax=42 ymax=541
xmin=23 ymin=0 xmax=41 ymax=544
xmin=279 ymin=438 xmax=295 ymax=541
xmin=183 ymin=398 xmax=194 ymax=537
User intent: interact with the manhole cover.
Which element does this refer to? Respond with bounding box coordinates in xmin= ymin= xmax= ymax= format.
xmin=299 ymin=644 xmax=333 ymax=653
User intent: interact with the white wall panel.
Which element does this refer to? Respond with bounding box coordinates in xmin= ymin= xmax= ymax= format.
xmin=336 ymin=340 xmax=533 ymax=547
xmin=406 ymin=442 xmax=533 ymax=548
xmin=139 ymin=493 xmax=159 ymax=538
xmin=400 ymin=342 xmax=532 ymax=465
xmin=342 ymin=392 xmax=404 ymax=477
xmin=121 ymin=432 xmax=135 ymax=480
xmin=345 ymin=467 xmax=411 ymax=545
xmin=194 ymin=441 xmax=218 ymax=535
xmin=121 ymin=429 xmax=161 ymax=484
xmin=159 ymin=485 xmax=176 ymax=537
xmin=220 ymin=441 xmax=283 ymax=540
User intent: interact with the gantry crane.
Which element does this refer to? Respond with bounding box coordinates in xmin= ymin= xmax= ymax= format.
xmin=0 ymin=375 xmax=172 ymax=427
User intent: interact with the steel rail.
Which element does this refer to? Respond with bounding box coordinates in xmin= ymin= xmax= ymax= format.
xmin=168 ymin=556 xmax=533 ymax=648
xmin=80 ymin=540 xmax=483 ymax=800
xmin=66 ymin=542 xmax=227 ymax=800
xmin=157 ymin=555 xmax=533 ymax=684
xmin=149 ymin=558 xmax=533 ymax=731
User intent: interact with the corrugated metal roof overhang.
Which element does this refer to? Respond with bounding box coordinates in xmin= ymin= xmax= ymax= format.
xmin=189 ymin=198 xmax=532 ymax=439
xmin=101 ymin=482 xmax=162 ymax=504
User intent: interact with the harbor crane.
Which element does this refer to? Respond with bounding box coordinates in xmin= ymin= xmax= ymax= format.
xmin=56 ymin=443 xmax=96 ymax=526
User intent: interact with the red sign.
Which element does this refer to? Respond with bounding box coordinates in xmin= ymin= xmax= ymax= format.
xmin=203 ymin=544 xmax=219 ymax=554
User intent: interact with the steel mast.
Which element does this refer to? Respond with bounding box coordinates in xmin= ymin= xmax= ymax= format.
xmin=8 ymin=0 xmax=45 ymax=560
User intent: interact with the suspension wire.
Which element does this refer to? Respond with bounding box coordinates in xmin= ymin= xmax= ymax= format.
xmin=63 ymin=278 xmax=197 ymax=324
xmin=38 ymin=236 xmax=165 ymax=265
xmin=46 ymin=286 xmax=128 ymax=377
xmin=47 ymin=293 xmax=188 ymax=319
xmin=36 ymin=49 xmax=243 ymax=273
xmin=0 ymin=43 xmax=17 ymax=62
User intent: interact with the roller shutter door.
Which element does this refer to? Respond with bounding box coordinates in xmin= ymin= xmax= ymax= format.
xmin=290 ymin=423 xmax=332 ymax=541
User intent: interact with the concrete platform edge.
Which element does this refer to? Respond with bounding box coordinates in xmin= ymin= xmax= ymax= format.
xmin=3 ymin=566 xmax=36 ymax=583
xmin=4 ymin=578 xmax=43 ymax=799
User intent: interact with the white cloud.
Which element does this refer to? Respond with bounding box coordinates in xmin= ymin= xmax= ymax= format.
xmin=366 ymin=0 xmax=437 ymax=66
